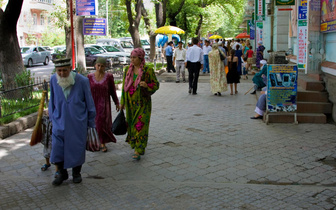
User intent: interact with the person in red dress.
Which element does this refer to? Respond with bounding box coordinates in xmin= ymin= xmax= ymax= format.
xmin=88 ymin=57 xmax=120 ymax=152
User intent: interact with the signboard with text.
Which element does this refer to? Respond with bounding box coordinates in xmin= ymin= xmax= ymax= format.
xmin=249 ymin=21 xmax=255 ymax=40
xmin=321 ymin=0 xmax=336 ymax=32
xmin=267 ymin=65 xmax=298 ymax=112
xmin=255 ymin=0 xmax=265 ymax=21
xmin=256 ymin=22 xmax=263 ymax=44
xmin=76 ymin=0 xmax=98 ymax=16
xmin=83 ymin=18 xmax=106 ymax=36
xmin=276 ymin=0 xmax=295 ymax=6
xmin=297 ymin=0 xmax=307 ymax=71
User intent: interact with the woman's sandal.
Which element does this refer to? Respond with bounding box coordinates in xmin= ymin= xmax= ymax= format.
xmin=132 ymin=154 xmax=141 ymax=160
xmin=100 ymin=145 xmax=107 ymax=152
xmin=41 ymin=164 xmax=51 ymax=171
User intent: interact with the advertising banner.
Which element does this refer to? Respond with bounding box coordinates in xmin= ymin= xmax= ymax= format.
xmin=321 ymin=0 xmax=336 ymax=32
xmin=255 ymin=0 xmax=265 ymax=21
xmin=256 ymin=22 xmax=263 ymax=44
xmin=83 ymin=18 xmax=106 ymax=36
xmin=276 ymin=0 xmax=295 ymax=6
xmin=267 ymin=65 xmax=298 ymax=112
xmin=297 ymin=0 xmax=307 ymax=72
xmin=76 ymin=0 xmax=98 ymax=16
xmin=249 ymin=21 xmax=255 ymax=40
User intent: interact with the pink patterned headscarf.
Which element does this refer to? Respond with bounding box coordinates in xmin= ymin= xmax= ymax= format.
xmin=124 ymin=48 xmax=146 ymax=92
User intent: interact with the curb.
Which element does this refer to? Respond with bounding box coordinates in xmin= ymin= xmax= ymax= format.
xmin=0 ymin=110 xmax=47 ymax=140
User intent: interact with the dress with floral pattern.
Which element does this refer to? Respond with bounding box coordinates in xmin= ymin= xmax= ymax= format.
xmin=208 ymin=50 xmax=228 ymax=94
xmin=120 ymin=65 xmax=159 ymax=155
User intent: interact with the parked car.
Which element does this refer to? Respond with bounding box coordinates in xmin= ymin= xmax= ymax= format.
xmin=86 ymin=44 xmax=130 ymax=65
xmin=118 ymin=38 xmax=134 ymax=54
xmin=140 ymin=39 xmax=150 ymax=55
xmin=42 ymin=46 xmax=52 ymax=51
xmin=21 ymin=46 xmax=51 ymax=67
xmin=84 ymin=47 xmax=120 ymax=69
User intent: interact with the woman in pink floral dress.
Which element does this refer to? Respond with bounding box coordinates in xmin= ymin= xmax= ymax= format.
xmin=88 ymin=57 xmax=120 ymax=152
xmin=120 ymin=48 xmax=159 ymax=160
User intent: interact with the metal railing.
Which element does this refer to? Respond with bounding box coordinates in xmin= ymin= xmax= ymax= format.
xmin=0 ymin=78 xmax=49 ymax=118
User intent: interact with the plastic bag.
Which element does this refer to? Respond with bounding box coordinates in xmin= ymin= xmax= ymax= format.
xmin=112 ymin=110 xmax=127 ymax=135
xmin=86 ymin=128 xmax=100 ymax=152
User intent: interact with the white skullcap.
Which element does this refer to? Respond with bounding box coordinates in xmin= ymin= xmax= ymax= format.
xmin=218 ymin=41 xmax=223 ymax=45
xmin=260 ymin=60 xmax=267 ymax=65
xmin=258 ymin=41 xmax=263 ymax=45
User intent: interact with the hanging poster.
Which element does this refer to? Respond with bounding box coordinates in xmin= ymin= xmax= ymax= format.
xmin=83 ymin=18 xmax=106 ymax=36
xmin=321 ymin=0 xmax=336 ymax=32
xmin=267 ymin=65 xmax=298 ymax=112
xmin=76 ymin=0 xmax=98 ymax=16
xmin=255 ymin=0 xmax=265 ymax=21
xmin=249 ymin=22 xmax=255 ymax=40
xmin=256 ymin=22 xmax=263 ymax=44
xmin=297 ymin=0 xmax=308 ymax=72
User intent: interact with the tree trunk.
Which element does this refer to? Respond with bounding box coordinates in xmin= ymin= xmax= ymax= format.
xmin=195 ymin=14 xmax=203 ymax=40
xmin=0 ymin=0 xmax=24 ymax=89
xmin=167 ymin=0 xmax=185 ymax=27
xmin=65 ymin=0 xmax=86 ymax=73
xmin=126 ymin=0 xmax=142 ymax=49
xmin=75 ymin=16 xmax=86 ymax=73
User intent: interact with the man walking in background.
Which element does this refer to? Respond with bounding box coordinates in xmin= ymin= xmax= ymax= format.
xmin=173 ymin=41 xmax=187 ymax=83
xmin=165 ymin=41 xmax=176 ymax=73
xmin=202 ymin=40 xmax=212 ymax=74
xmin=185 ymin=38 xmax=203 ymax=95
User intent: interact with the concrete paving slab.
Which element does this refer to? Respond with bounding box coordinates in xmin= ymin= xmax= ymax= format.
xmin=1 ymin=80 xmax=336 ymax=209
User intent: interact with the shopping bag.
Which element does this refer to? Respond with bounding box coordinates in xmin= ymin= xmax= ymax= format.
xmin=112 ymin=110 xmax=127 ymax=135
xmin=41 ymin=116 xmax=52 ymax=147
xmin=86 ymin=128 xmax=100 ymax=152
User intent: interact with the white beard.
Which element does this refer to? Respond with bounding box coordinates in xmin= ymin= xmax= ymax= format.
xmin=56 ymin=73 xmax=75 ymax=89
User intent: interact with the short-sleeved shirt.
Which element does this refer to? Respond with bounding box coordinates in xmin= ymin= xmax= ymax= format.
xmin=247 ymin=50 xmax=254 ymax=58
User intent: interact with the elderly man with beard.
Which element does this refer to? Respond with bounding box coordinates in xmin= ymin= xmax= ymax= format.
xmin=49 ymin=58 xmax=96 ymax=186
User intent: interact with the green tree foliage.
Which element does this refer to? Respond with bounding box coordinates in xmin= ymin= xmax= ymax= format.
xmin=41 ymin=28 xmax=65 ymax=47
xmin=168 ymin=0 xmax=245 ymax=39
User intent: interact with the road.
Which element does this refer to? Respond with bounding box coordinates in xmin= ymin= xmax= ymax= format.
xmin=26 ymin=61 xmax=54 ymax=82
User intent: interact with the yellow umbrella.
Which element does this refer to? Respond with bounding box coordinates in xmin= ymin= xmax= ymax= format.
xmin=209 ymin=35 xmax=223 ymax=39
xmin=154 ymin=26 xmax=185 ymax=34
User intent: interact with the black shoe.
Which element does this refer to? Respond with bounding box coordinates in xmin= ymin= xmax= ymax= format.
xmin=250 ymin=90 xmax=256 ymax=94
xmin=218 ymin=92 xmax=221 ymax=96
xmin=176 ymin=81 xmax=180 ymax=83
xmin=73 ymin=174 xmax=82 ymax=183
xmin=250 ymin=116 xmax=263 ymax=119
xmin=192 ymin=92 xmax=197 ymax=95
xmin=52 ymin=170 xmax=68 ymax=186
xmin=188 ymin=88 xmax=192 ymax=94
xmin=214 ymin=93 xmax=217 ymax=95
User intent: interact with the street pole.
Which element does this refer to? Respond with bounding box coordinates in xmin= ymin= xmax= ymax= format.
xmin=70 ymin=0 xmax=76 ymax=70
xmin=106 ymin=0 xmax=109 ymax=37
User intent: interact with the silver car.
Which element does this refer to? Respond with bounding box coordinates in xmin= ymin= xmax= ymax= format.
xmin=21 ymin=46 xmax=51 ymax=67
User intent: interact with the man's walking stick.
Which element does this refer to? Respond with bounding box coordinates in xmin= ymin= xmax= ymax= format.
xmin=244 ymin=86 xmax=254 ymax=95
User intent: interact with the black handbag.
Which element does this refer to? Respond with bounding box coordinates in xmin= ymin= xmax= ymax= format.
xmin=112 ymin=110 xmax=127 ymax=135
xmin=218 ymin=49 xmax=225 ymax=61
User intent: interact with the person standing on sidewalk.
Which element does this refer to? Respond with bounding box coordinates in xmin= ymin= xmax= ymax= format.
xmin=165 ymin=41 xmax=176 ymax=73
xmin=185 ymin=37 xmax=203 ymax=95
xmin=202 ymin=40 xmax=211 ymax=74
xmin=120 ymin=48 xmax=160 ymax=160
xmin=49 ymin=58 xmax=96 ymax=186
xmin=173 ymin=41 xmax=187 ymax=83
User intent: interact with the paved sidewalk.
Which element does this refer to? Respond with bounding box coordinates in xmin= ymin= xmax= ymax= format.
xmin=1 ymin=79 xmax=336 ymax=209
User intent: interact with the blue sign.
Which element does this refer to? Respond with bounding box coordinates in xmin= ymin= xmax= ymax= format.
xmin=249 ymin=22 xmax=255 ymax=40
xmin=76 ymin=0 xmax=98 ymax=16
xmin=267 ymin=65 xmax=298 ymax=112
xmin=83 ymin=18 xmax=106 ymax=36
xmin=298 ymin=6 xmax=307 ymax=19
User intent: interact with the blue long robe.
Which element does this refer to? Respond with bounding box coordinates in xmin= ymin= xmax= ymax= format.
xmin=49 ymin=73 xmax=96 ymax=169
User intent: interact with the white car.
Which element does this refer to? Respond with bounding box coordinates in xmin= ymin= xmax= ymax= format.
xmin=21 ymin=46 xmax=51 ymax=67
xmin=85 ymin=44 xmax=130 ymax=65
